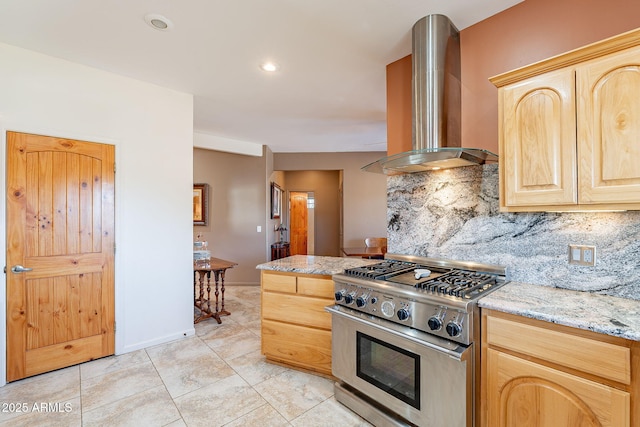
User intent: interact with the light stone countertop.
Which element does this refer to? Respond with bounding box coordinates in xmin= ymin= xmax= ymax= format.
xmin=256 ymin=255 xmax=379 ymax=276
xmin=257 ymin=256 xmax=640 ymax=342
xmin=480 ymin=281 xmax=640 ymax=342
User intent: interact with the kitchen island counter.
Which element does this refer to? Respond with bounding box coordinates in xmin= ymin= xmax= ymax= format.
xmin=256 ymin=254 xmax=379 ymax=276
xmin=480 ymin=281 xmax=640 ymax=341
xmin=258 ymin=255 xmax=378 ymax=375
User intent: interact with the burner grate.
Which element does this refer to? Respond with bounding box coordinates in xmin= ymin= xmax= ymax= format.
xmin=416 ymin=269 xmax=497 ymax=298
xmin=344 ymin=260 xmax=414 ymax=279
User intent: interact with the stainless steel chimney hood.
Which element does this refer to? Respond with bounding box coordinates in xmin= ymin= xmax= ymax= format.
xmin=363 ymin=14 xmax=498 ymax=175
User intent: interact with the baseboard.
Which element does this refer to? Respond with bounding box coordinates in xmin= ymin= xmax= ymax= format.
xmin=223 ymin=282 xmax=260 ymax=286
xmin=117 ymin=327 xmax=196 ymax=355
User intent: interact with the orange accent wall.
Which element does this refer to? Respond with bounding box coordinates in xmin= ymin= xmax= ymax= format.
xmin=460 ymin=0 xmax=640 ymax=154
xmin=386 ymin=55 xmax=412 ymax=155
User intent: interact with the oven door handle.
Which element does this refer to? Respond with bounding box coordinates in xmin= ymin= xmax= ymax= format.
xmin=326 ymin=305 xmax=471 ymax=361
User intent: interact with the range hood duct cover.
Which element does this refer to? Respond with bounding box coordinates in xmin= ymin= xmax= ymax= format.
xmin=363 ymin=14 xmax=497 ymax=175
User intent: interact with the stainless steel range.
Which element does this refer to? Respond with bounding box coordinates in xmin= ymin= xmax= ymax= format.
xmin=326 ymin=254 xmax=508 ymax=427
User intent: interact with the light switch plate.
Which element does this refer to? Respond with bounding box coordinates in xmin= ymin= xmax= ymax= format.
xmin=568 ymin=244 xmax=596 ymax=266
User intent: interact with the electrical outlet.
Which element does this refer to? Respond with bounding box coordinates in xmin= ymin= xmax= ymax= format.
xmin=568 ymin=244 xmax=596 ymax=266
xmin=583 ymin=246 xmax=595 ymax=264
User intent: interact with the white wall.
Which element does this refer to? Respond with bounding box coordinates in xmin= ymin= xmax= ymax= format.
xmin=0 ymin=42 xmax=195 ymax=385
xmin=193 ymin=147 xmax=268 ymax=284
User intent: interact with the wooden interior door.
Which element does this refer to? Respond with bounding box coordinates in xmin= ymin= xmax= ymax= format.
xmin=6 ymin=131 xmax=115 ymax=382
xmin=289 ymin=192 xmax=308 ymax=255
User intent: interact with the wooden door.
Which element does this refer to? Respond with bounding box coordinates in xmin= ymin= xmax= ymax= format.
xmin=487 ymin=349 xmax=629 ymax=427
xmin=500 ymin=67 xmax=577 ymax=208
xmin=6 ymin=131 xmax=115 ymax=381
xmin=289 ymin=192 xmax=308 ymax=255
xmin=577 ymin=45 xmax=640 ymax=204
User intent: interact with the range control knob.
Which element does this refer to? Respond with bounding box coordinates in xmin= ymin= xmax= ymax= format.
xmin=334 ymin=290 xmax=345 ymax=301
xmin=427 ymin=317 xmax=442 ymax=331
xmin=397 ymin=308 xmax=410 ymax=321
xmin=356 ymin=295 xmax=368 ymax=308
xmin=370 ymin=297 xmax=378 ymax=304
xmin=344 ymin=293 xmax=355 ymax=305
xmin=446 ymin=321 xmax=462 ymax=337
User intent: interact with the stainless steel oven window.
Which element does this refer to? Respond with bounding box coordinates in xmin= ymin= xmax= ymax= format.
xmin=356 ymin=331 xmax=420 ymax=409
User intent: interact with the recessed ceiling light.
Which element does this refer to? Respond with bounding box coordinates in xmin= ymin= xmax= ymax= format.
xmin=144 ymin=13 xmax=174 ymax=31
xmin=260 ymin=62 xmax=279 ymax=72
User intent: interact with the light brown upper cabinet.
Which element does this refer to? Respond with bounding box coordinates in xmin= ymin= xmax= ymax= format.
xmin=491 ymin=28 xmax=640 ymax=212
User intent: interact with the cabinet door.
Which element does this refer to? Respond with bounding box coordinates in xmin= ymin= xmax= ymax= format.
xmin=500 ymin=67 xmax=577 ymax=207
xmin=577 ymin=45 xmax=640 ymax=204
xmin=487 ymin=349 xmax=630 ymax=427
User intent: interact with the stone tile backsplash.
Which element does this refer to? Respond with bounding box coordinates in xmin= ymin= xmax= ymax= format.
xmin=387 ymin=164 xmax=640 ymax=301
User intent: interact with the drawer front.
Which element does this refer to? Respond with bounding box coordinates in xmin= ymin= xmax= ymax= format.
xmin=262 ymin=271 xmax=297 ymax=293
xmin=297 ymin=276 xmax=334 ymax=298
xmin=486 ymin=315 xmax=631 ymax=384
xmin=262 ymin=319 xmax=332 ymax=374
xmin=262 ymin=293 xmax=332 ymax=330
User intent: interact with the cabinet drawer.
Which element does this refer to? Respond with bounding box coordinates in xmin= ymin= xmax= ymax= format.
xmin=297 ymin=276 xmax=333 ymax=298
xmin=262 ymin=319 xmax=332 ymax=374
xmin=262 ymin=272 xmax=296 ymax=293
xmin=262 ymin=293 xmax=332 ymax=330
xmin=486 ymin=315 xmax=630 ymax=384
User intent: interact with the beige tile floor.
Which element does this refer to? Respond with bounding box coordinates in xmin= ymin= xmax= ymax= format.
xmin=0 ymin=286 xmax=372 ymax=427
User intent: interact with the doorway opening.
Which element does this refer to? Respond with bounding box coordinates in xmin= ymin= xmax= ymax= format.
xmin=271 ymin=170 xmax=342 ymax=257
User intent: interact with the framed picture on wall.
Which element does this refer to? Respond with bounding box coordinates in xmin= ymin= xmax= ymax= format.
xmin=193 ymin=183 xmax=209 ymax=226
xmin=271 ymin=182 xmax=282 ymax=219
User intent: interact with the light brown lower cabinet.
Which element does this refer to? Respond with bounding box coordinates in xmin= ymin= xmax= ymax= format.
xmin=481 ymin=310 xmax=639 ymax=427
xmin=260 ymin=270 xmax=334 ymax=375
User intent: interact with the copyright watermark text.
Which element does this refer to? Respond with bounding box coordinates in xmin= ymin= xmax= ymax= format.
xmin=2 ymin=402 xmax=73 ymax=413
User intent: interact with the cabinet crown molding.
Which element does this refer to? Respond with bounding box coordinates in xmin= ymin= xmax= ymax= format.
xmin=490 ymin=27 xmax=640 ymax=87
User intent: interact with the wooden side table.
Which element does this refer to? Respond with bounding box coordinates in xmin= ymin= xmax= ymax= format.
xmin=341 ymin=246 xmax=386 ymax=259
xmin=270 ymin=242 xmax=290 ymax=260
xmin=193 ymin=257 xmax=237 ymax=324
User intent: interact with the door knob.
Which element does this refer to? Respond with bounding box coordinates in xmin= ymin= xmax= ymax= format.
xmin=11 ymin=265 xmax=33 ymax=273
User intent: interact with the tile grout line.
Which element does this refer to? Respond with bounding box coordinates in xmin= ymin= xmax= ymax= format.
xmin=144 ymin=347 xmax=186 ymax=427
xmin=193 ymin=323 xmax=275 ymax=426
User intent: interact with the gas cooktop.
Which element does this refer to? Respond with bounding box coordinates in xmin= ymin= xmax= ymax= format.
xmin=332 ymin=254 xmax=509 ymax=345
xmin=343 ymin=258 xmax=502 ymax=300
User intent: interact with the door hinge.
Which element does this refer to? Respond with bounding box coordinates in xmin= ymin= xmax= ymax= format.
xmin=113 ymin=163 xmax=116 ymax=173
xmin=114 ymin=321 xmax=116 ymax=332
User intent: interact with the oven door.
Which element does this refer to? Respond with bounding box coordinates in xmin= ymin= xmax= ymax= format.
xmin=327 ymin=305 xmax=473 ymax=427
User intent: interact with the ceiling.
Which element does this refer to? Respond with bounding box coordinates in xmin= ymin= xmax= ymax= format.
xmin=0 ymin=0 xmax=521 ymax=153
